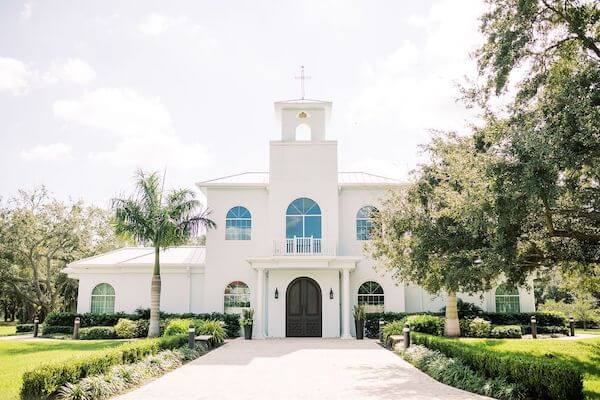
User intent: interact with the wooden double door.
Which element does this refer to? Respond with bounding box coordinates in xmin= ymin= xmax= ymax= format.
xmin=286 ymin=277 xmax=322 ymax=337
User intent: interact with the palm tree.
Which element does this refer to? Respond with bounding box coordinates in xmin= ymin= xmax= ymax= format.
xmin=112 ymin=170 xmax=216 ymax=337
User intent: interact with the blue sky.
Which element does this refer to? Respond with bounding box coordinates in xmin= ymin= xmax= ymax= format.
xmin=0 ymin=0 xmax=485 ymax=206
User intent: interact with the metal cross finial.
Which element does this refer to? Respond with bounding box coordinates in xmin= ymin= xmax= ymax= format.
xmin=294 ymin=65 xmax=311 ymax=100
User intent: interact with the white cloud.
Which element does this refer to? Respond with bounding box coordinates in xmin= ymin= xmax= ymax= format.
xmin=21 ymin=143 xmax=72 ymax=161
xmin=53 ymin=87 xmax=211 ymax=169
xmin=53 ymin=88 xmax=172 ymax=138
xmin=137 ymin=13 xmax=186 ymax=36
xmin=0 ymin=57 xmax=30 ymax=94
xmin=348 ymin=0 xmax=485 ymax=135
xmin=21 ymin=2 xmax=32 ymax=20
xmin=45 ymin=58 xmax=96 ymax=85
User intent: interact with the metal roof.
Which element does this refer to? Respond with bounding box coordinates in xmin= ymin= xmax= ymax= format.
xmin=197 ymin=172 xmax=402 ymax=187
xmin=67 ymin=246 xmax=205 ymax=268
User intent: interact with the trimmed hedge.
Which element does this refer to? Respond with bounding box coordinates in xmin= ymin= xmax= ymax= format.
xmin=44 ymin=310 xmax=241 ymax=338
xmin=411 ymin=333 xmax=584 ymax=400
xmin=16 ymin=324 xmax=34 ymax=333
xmin=20 ymin=334 xmax=187 ymax=400
xmin=79 ymin=326 xmax=116 ymax=340
xmin=521 ymin=325 xmax=569 ymax=335
xmin=490 ymin=325 xmax=522 ymax=338
xmin=41 ymin=325 xmax=73 ymax=335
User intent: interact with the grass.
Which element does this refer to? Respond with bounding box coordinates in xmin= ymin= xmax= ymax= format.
xmin=0 ymin=322 xmax=17 ymax=337
xmin=0 ymin=339 xmax=125 ymax=400
xmin=578 ymin=329 xmax=600 ymax=336
xmin=458 ymin=336 xmax=600 ymax=400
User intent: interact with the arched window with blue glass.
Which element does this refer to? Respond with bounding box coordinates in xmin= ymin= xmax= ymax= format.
xmin=286 ymin=198 xmax=321 ymax=253
xmin=356 ymin=206 xmax=379 ymax=240
xmin=225 ymin=206 xmax=252 ymax=240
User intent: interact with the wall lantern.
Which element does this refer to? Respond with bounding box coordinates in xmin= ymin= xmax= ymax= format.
xmin=274 ymin=288 xmax=279 ymax=299
xmin=329 ymin=288 xmax=334 ymax=300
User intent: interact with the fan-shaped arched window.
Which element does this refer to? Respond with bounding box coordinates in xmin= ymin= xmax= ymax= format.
xmin=90 ymin=283 xmax=115 ymax=314
xmin=495 ymin=284 xmax=520 ymax=313
xmin=358 ymin=281 xmax=384 ymax=313
xmin=286 ymin=198 xmax=321 ymax=239
xmin=356 ymin=206 xmax=379 ymax=240
xmin=226 ymin=206 xmax=251 ymax=240
xmin=224 ymin=281 xmax=250 ymax=314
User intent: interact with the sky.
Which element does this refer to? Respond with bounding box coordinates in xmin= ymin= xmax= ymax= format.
xmin=0 ymin=0 xmax=486 ymax=207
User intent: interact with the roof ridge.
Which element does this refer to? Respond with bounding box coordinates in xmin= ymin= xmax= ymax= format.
xmin=198 ymin=171 xmax=268 ymax=184
xmin=66 ymin=247 xmax=149 ymax=267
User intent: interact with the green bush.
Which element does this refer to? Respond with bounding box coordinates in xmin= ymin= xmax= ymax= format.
xmin=490 ymin=325 xmax=522 ymax=339
xmin=521 ymin=325 xmax=569 ymax=335
xmin=364 ymin=312 xmax=409 ymax=338
xmin=41 ymin=325 xmax=73 ymax=335
xmin=403 ymin=314 xmax=444 ymax=336
xmin=381 ymin=320 xmax=405 ymax=343
xmin=79 ymin=326 xmax=116 ymax=340
xmin=134 ymin=309 xmax=241 ymax=337
xmin=20 ymin=335 xmax=188 ymax=400
xmin=411 ymin=333 xmax=584 ymax=400
xmin=114 ymin=319 xmax=137 ymax=339
xmin=465 ymin=317 xmax=492 ymax=337
xmin=134 ymin=319 xmax=149 ymax=337
xmin=16 ymin=324 xmax=34 ymax=333
xmin=402 ymin=345 xmax=525 ymax=400
xmin=163 ymin=319 xmax=193 ymax=337
xmin=196 ymin=319 xmax=227 ymax=344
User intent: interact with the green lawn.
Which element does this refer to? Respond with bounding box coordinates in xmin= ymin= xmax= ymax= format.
xmin=459 ymin=337 xmax=600 ymax=400
xmin=0 ymin=323 xmax=17 ymax=336
xmin=0 ymin=339 xmax=125 ymax=400
xmin=578 ymin=329 xmax=600 ymax=336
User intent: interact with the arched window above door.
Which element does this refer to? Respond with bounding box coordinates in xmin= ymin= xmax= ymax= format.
xmin=286 ymin=198 xmax=321 ymax=239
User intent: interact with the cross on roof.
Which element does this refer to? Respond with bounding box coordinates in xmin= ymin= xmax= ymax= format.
xmin=294 ymin=65 xmax=311 ymax=100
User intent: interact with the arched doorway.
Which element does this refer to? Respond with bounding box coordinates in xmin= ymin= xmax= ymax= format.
xmin=286 ymin=277 xmax=322 ymax=337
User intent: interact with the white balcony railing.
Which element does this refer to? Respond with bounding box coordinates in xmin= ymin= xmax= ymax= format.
xmin=273 ymin=237 xmax=335 ymax=256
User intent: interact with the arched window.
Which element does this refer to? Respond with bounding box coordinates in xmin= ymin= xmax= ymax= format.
xmin=226 ymin=206 xmax=251 ymax=240
xmin=356 ymin=206 xmax=379 ymax=240
xmin=224 ymin=281 xmax=250 ymax=314
xmin=286 ymin=198 xmax=321 ymax=239
xmin=495 ymin=284 xmax=520 ymax=313
xmin=358 ymin=281 xmax=384 ymax=313
xmin=90 ymin=283 xmax=115 ymax=314
xmin=295 ymin=123 xmax=311 ymax=141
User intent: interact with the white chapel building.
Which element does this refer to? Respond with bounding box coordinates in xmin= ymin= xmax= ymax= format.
xmin=65 ymin=98 xmax=536 ymax=338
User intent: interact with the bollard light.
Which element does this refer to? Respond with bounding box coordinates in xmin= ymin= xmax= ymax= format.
xmin=33 ymin=318 xmax=39 ymax=338
xmin=530 ymin=316 xmax=537 ymax=339
xmin=569 ymin=316 xmax=575 ymax=337
xmin=188 ymin=326 xmax=196 ymax=349
xmin=403 ymin=323 xmax=411 ymax=349
xmin=73 ymin=317 xmax=80 ymax=340
xmin=378 ymin=319 xmax=385 ymax=342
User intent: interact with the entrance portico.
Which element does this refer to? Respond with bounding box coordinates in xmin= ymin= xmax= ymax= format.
xmin=247 ymin=256 xmax=359 ymax=339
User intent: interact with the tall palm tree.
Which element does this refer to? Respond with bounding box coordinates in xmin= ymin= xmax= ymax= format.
xmin=112 ymin=170 xmax=216 ymax=337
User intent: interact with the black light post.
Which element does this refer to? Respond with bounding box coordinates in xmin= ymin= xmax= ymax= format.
xmin=569 ymin=316 xmax=575 ymax=337
xmin=188 ymin=325 xmax=196 ymax=349
xmin=72 ymin=317 xmax=80 ymax=340
xmin=378 ymin=319 xmax=385 ymax=342
xmin=33 ymin=317 xmax=39 ymax=338
xmin=530 ymin=316 xmax=537 ymax=339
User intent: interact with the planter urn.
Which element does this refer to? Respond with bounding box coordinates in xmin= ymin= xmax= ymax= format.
xmin=244 ymin=324 xmax=253 ymax=339
xmin=355 ymin=319 xmax=364 ymax=340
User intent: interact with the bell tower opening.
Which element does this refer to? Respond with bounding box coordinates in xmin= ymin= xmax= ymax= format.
xmin=295 ymin=123 xmax=311 ymax=141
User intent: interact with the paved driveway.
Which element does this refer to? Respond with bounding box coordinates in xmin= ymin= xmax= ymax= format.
xmin=116 ymin=338 xmax=489 ymax=400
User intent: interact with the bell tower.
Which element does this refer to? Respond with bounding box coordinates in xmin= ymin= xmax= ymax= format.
xmin=274 ymin=99 xmax=332 ymax=141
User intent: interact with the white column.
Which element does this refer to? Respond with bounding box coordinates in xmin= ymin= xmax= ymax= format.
xmin=341 ymin=268 xmax=352 ymax=339
xmin=255 ymin=268 xmax=265 ymax=339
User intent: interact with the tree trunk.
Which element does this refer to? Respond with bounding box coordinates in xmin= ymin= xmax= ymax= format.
xmin=445 ymin=292 xmax=460 ymax=337
xmin=148 ymin=247 xmax=161 ymax=338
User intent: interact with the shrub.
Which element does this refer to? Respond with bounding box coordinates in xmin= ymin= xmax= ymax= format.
xmin=521 ymin=325 xmax=569 ymax=335
xmin=42 ymin=325 xmax=73 ymax=335
xmin=163 ymin=319 xmax=193 ymax=337
xmin=79 ymin=326 xmax=116 ymax=340
xmin=411 ymin=333 xmax=584 ymax=400
xmin=439 ymin=299 xmax=483 ymax=318
xmin=490 ymin=325 xmax=522 ymax=339
xmin=467 ymin=317 xmax=492 ymax=337
xmin=476 ymin=312 xmax=566 ymax=327
xmin=134 ymin=309 xmax=241 ymax=337
xmin=20 ymin=335 xmax=188 ymax=400
xmin=196 ymin=319 xmax=227 ymax=344
xmin=114 ymin=319 xmax=137 ymax=339
xmin=401 ymin=345 xmax=525 ymax=400
xmin=403 ymin=314 xmax=444 ymax=336
xmin=381 ymin=320 xmax=405 ymax=343
xmin=364 ymin=312 xmax=408 ymax=338
xmin=16 ymin=324 xmax=34 ymax=333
